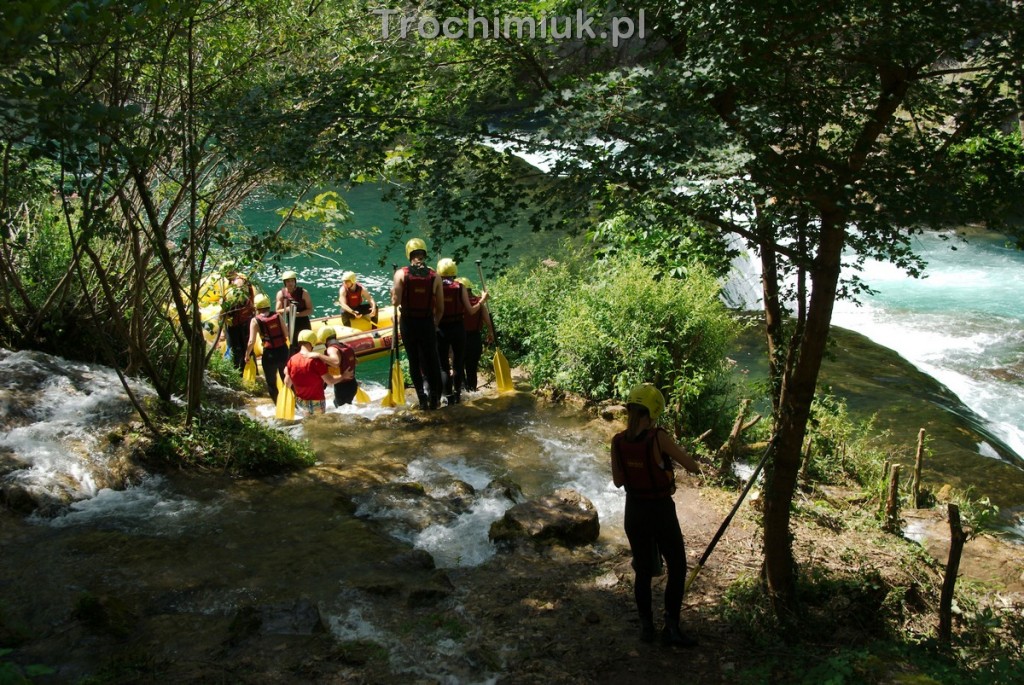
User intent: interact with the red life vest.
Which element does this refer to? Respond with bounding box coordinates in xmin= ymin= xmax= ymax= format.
xmin=256 ymin=312 xmax=288 ymax=350
xmin=279 ymin=286 xmax=306 ymax=313
xmin=226 ymin=281 xmax=255 ymax=327
xmin=326 ymin=340 xmax=356 ymax=377
xmin=440 ymin=278 xmax=464 ymax=324
xmin=402 ymin=265 xmax=436 ymax=318
xmin=613 ymin=428 xmax=675 ymax=499
xmin=464 ymin=294 xmax=483 ymax=332
xmin=343 ymin=284 xmax=364 ymax=310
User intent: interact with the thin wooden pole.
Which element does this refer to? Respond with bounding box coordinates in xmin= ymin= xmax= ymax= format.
xmin=938 ymin=503 xmax=967 ymax=647
xmin=913 ymin=428 xmax=926 ymax=507
xmin=884 ymin=464 xmax=902 ymax=533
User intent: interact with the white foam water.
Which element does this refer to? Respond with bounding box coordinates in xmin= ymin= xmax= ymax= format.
xmin=723 ymin=231 xmax=1024 ymax=467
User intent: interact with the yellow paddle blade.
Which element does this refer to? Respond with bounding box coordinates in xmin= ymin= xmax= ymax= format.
xmin=242 ymin=355 xmax=257 ymax=384
xmin=275 ymin=376 xmax=295 ymax=420
xmin=494 ymin=349 xmax=513 ymax=393
xmin=355 ymin=384 xmax=370 ymax=404
xmin=390 ymin=360 xmax=406 ymax=405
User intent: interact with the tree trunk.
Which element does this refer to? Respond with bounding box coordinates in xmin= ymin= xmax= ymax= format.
xmin=761 ymin=215 xmax=845 ymax=616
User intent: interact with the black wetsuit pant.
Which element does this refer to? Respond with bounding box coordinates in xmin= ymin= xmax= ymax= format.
xmin=463 ymin=329 xmax=482 ymax=392
xmin=400 ymin=315 xmax=441 ymax=408
xmin=333 ymin=379 xmax=357 ymax=407
xmin=260 ymin=346 xmax=289 ymax=403
xmin=437 ymin=320 xmax=466 ymax=401
xmin=624 ymin=495 xmax=687 ymax=625
xmin=226 ymin=320 xmax=252 ymax=372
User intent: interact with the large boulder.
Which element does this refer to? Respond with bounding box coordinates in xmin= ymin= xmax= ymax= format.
xmin=489 ymin=488 xmax=599 ymax=547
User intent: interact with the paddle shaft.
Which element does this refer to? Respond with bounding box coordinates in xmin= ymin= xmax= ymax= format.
xmin=474 ymin=261 xmax=499 ymax=340
xmin=387 ymin=264 xmax=402 ymax=404
xmin=685 ymin=435 xmax=776 ymax=592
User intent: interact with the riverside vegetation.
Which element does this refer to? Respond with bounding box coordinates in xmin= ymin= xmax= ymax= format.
xmin=1 ymin=250 xmax=1023 ymax=683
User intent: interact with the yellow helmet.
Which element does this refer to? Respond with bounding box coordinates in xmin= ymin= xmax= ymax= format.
xmin=317 ymin=326 xmax=336 ymax=344
xmin=456 ymin=277 xmax=474 ymax=291
xmin=626 ymin=384 xmax=665 ymax=422
xmin=281 ymin=270 xmax=298 ymax=282
xmin=405 ymin=238 xmax=427 ymax=260
xmin=297 ymin=329 xmax=317 ymax=345
xmin=437 ymin=258 xmax=457 ymax=277
xmin=342 ymin=271 xmax=357 ymax=284
xmin=253 ymin=293 xmax=271 ymax=310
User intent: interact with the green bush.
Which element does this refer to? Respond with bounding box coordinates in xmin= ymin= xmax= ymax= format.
xmin=491 ymin=251 xmax=737 ymax=435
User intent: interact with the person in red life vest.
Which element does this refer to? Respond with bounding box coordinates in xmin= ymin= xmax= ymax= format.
xmin=392 ymin=238 xmax=444 ymax=410
xmin=275 ymin=270 xmax=313 ymax=352
xmin=309 ymin=326 xmax=358 ymax=407
xmin=457 ymin=277 xmax=494 ymax=393
xmin=244 ymin=294 xmax=289 ymax=403
xmin=338 ymin=271 xmax=378 ymax=327
xmin=611 ymin=384 xmax=703 ymax=647
xmin=284 ymin=329 xmax=342 ymax=416
xmin=220 ymin=262 xmax=256 ymax=372
xmin=435 ymin=259 xmax=488 ymax=405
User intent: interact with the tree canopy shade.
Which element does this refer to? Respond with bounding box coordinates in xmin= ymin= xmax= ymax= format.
xmin=383 ymin=0 xmax=1024 ymax=615
xmin=0 ymin=0 xmax=416 ymax=424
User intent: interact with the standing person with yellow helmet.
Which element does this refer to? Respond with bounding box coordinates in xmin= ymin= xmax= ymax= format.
xmin=244 ymin=294 xmax=289 ymax=403
xmin=611 ymin=384 xmax=703 ymax=647
xmin=436 ymin=259 xmax=488 ymax=405
xmin=338 ymin=271 xmax=378 ymax=327
xmin=221 ymin=262 xmax=256 ymax=372
xmin=276 ymin=270 xmax=313 ymax=351
xmin=392 ymin=238 xmax=444 ymax=410
xmin=310 ymin=326 xmax=358 ymax=407
xmin=458 ymin=277 xmax=494 ymax=393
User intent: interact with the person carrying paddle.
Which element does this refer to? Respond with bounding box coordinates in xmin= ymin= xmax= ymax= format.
xmin=393 ymin=238 xmax=444 ymax=410
xmin=435 ymin=259 xmax=488 ymax=405
xmin=611 ymin=384 xmax=703 ymax=647
xmin=338 ymin=271 xmax=378 ymax=327
xmin=310 ymin=326 xmax=358 ymax=407
xmin=244 ymin=293 xmax=289 ymax=403
xmin=457 ymin=277 xmax=494 ymax=392
xmin=284 ymin=329 xmax=342 ymax=416
xmin=276 ymin=270 xmax=313 ymax=351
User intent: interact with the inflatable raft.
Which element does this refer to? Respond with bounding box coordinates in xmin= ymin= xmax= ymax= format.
xmin=308 ymin=311 xmax=399 ymax=365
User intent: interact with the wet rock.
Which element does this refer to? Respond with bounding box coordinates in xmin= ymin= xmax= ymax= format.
xmin=601 ymin=404 xmax=627 ymax=421
xmin=489 ymin=488 xmax=600 ymax=547
xmin=72 ymin=593 xmax=136 ymax=639
xmin=484 ymin=476 xmax=523 ymax=503
xmin=386 ymin=549 xmax=436 ymax=570
xmin=229 ymin=599 xmax=326 ymax=641
xmin=406 ymin=571 xmax=455 ymax=608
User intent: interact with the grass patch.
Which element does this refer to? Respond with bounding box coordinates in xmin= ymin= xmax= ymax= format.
xmin=146 ymin=406 xmax=316 ymax=476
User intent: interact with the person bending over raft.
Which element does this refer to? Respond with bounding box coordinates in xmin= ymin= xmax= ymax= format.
xmin=244 ymin=293 xmax=289 ymax=403
xmin=611 ymin=384 xmax=703 ymax=647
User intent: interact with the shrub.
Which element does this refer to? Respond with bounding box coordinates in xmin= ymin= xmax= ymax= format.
xmin=148 ymin=407 xmax=316 ymax=476
xmin=491 ymin=251 xmax=737 ymax=435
